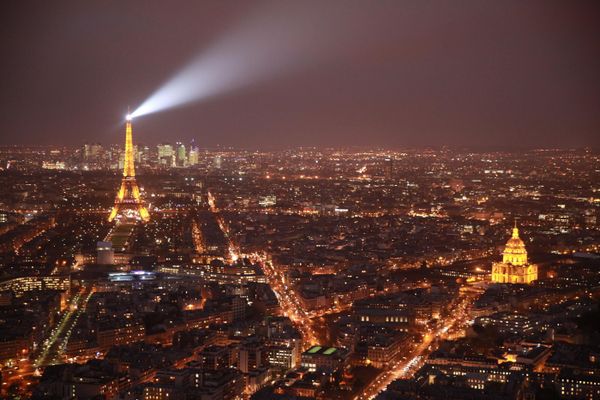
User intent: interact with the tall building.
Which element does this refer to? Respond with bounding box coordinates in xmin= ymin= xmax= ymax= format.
xmin=384 ymin=157 xmax=393 ymax=180
xmin=491 ymin=224 xmax=537 ymax=284
xmin=83 ymin=143 xmax=103 ymax=160
xmin=238 ymin=337 xmax=264 ymax=373
xmin=108 ymin=116 xmax=150 ymax=222
xmin=176 ymin=142 xmax=187 ymax=167
xmin=189 ymin=145 xmax=199 ymax=166
xmin=157 ymin=143 xmax=174 ymax=167
xmin=138 ymin=145 xmax=151 ymax=165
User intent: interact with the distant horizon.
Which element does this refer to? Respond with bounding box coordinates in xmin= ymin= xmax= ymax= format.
xmin=0 ymin=142 xmax=598 ymax=153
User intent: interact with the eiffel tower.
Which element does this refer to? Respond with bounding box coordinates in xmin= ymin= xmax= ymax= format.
xmin=108 ymin=114 xmax=150 ymax=222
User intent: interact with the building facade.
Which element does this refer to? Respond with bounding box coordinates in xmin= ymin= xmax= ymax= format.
xmin=491 ymin=225 xmax=538 ymax=284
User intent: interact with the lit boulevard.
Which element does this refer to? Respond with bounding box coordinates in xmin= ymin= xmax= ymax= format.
xmin=259 ymin=257 xmax=320 ymax=346
xmin=357 ymin=292 xmax=479 ymax=399
xmin=34 ymin=287 xmax=93 ymax=368
xmin=208 ymin=191 xmax=320 ymax=346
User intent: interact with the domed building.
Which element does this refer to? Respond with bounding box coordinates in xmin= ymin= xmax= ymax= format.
xmin=491 ymin=225 xmax=538 ymax=284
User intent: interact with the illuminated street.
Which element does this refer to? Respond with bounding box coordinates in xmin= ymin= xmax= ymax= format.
xmin=356 ymin=292 xmax=479 ymax=400
xmin=209 ymin=191 xmax=319 ymax=346
xmin=259 ymin=257 xmax=320 ymax=346
xmin=34 ymin=288 xmax=93 ymax=368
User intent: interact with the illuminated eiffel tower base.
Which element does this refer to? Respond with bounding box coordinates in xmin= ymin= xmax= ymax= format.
xmin=108 ymin=117 xmax=150 ymax=222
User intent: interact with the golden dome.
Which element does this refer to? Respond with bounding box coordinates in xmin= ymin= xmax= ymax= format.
xmin=502 ymin=226 xmax=528 ymax=266
xmin=492 ymin=223 xmax=538 ymax=284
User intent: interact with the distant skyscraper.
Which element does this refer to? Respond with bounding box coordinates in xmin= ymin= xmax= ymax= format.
xmin=84 ymin=143 xmax=103 ymax=160
xmin=214 ymin=155 xmax=222 ymax=169
xmin=384 ymin=157 xmax=393 ymax=180
xmin=139 ymin=145 xmax=151 ymax=165
xmin=108 ymin=117 xmax=150 ymax=222
xmin=157 ymin=143 xmax=174 ymax=167
xmin=491 ymin=224 xmax=538 ymax=284
xmin=176 ymin=142 xmax=187 ymax=167
xmin=189 ymin=145 xmax=199 ymax=166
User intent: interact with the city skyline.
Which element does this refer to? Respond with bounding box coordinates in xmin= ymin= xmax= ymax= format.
xmin=1 ymin=144 xmax=599 ymax=399
xmin=1 ymin=2 xmax=600 ymax=400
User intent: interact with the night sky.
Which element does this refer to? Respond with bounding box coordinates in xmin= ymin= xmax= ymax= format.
xmin=1 ymin=1 xmax=599 ymax=149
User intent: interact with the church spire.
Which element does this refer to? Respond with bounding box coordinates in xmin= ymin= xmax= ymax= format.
xmin=512 ymin=219 xmax=519 ymax=239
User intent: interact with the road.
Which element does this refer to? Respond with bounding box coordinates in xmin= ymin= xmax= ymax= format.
xmin=207 ymin=189 xmax=480 ymax=376
xmin=2 ymin=288 xmax=93 ymax=396
xmin=34 ymin=287 xmax=93 ymax=367
xmin=207 ymin=191 xmax=319 ymax=346
xmin=355 ymin=291 xmax=478 ymax=400
xmin=207 ymin=191 xmax=240 ymax=261
xmin=259 ymin=256 xmax=319 ymax=346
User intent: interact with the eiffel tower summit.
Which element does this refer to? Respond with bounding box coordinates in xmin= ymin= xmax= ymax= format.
xmin=108 ymin=114 xmax=150 ymax=222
